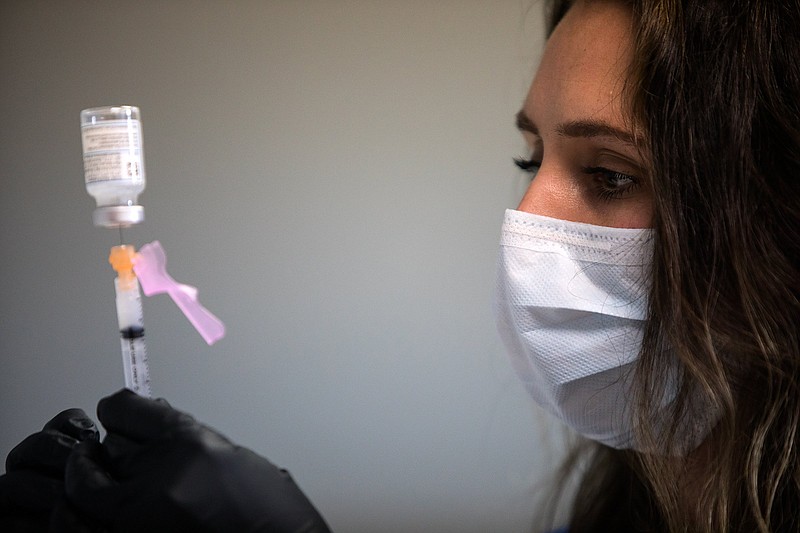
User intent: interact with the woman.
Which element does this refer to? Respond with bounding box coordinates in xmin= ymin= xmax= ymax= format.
xmin=2 ymin=0 xmax=799 ymax=531
xmin=503 ymin=0 xmax=800 ymax=531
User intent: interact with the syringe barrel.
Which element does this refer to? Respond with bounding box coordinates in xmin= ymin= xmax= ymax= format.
xmin=114 ymin=276 xmax=152 ymax=397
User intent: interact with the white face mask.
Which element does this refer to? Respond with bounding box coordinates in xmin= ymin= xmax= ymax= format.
xmin=493 ymin=208 xmax=654 ymax=449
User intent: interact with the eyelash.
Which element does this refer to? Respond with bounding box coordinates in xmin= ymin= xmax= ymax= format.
xmin=513 ymin=156 xmax=540 ymax=173
xmin=514 ymin=157 xmax=640 ymax=202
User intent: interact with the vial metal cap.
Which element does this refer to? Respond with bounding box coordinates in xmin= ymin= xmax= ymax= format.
xmin=93 ymin=205 xmax=145 ymax=228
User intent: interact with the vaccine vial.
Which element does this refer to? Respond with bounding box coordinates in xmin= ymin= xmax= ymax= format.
xmin=81 ymin=105 xmax=146 ymax=227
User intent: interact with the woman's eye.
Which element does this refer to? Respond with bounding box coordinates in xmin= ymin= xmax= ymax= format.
xmin=514 ymin=156 xmax=541 ymax=173
xmin=582 ymin=166 xmax=641 ymax=201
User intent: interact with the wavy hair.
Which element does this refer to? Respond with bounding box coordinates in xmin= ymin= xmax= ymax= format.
xmin=541 ymin=1 xmax=800 ymax=531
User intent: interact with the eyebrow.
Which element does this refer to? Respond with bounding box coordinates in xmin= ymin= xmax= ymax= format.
xmin=515 ymin=110 xmax=636 ymax=145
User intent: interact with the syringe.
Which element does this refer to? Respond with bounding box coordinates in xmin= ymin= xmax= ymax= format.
xmin=109 ymin=245 xmax=152 ymax=397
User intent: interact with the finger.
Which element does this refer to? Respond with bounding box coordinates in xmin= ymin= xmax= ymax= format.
xmin=0 ymin=470 xmax=63 ymax=512
xmin=154 ymin=397 xmax=172 ymax=408
xmin=102 ymin=432 xmax=139 ymax=457
xmin=101 ymin=432 xmax=146 ymax=474
xmin=42 ymin=409 xmax=99 ymax=442
xmin=5 ymin=431 xmax=77 ymax=474
xmin=63 ymin=441 xmax=121 ymax=526
xmin=97 ymin=389 xmax=194 ymax=442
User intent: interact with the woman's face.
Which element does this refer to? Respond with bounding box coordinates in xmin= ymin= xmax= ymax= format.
xmin=517 ymin=0 xmax=652 ymax=228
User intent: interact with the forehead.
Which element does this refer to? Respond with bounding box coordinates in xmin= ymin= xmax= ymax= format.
xmin=526 ymin=0 xmax=635 ymax=130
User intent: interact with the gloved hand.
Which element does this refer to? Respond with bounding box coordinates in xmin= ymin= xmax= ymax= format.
xmin=65 ymin=389 xmax=331 ymax=533
xmin=0 ymin=408 xmax=100 ymax=532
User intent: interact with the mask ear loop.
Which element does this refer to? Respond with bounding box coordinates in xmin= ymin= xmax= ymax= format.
xmin=133 ymin=241 xmax=226 ymax=345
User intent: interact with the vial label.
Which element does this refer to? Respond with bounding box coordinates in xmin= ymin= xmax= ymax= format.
xmin=81 ymin=120 xmax=144 ymax=184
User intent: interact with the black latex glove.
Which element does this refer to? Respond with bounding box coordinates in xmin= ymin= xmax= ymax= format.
xmin=65 ymin=389 xmax=331 ymax=533
xmin=0 ymin=408 xmax=100 ymax=532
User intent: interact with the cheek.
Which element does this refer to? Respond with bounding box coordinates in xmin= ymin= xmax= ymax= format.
xmin=575 ymin=194 xmax=654 ymax=229
xmin=605 ymin=196 xmax=654 ymax=229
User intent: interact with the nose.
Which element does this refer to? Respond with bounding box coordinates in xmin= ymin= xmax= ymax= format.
xmin=516 ymin=163 xmax=583 ymax=221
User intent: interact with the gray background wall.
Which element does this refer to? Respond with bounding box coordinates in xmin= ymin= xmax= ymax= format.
xmin=1 ymin=1 xmax=570 ymax=531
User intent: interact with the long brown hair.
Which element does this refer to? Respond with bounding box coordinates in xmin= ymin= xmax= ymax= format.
xmin=541 ymin=1 xmax=800 ymax=531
